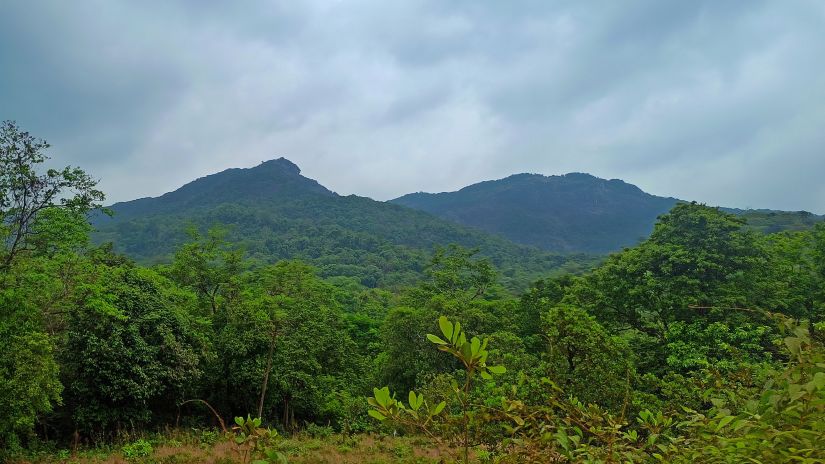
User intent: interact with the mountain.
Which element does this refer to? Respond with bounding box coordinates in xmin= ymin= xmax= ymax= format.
xmin=92 ymin=159 xmax=590 ymax=290
xmin=392 ymin=173 xmax=679 ymax=253
xmin=392 ymin=173 xmax=823 ymax=254
xmin=103 ymin=158 xmax=334 ymax=221
xmin=728 ymin=209 xmax=824 ymax=234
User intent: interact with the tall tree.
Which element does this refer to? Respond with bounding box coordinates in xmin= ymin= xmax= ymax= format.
xmin=167 ymin=227 xmax=243 ymax=315
xmin=573 ymin=203 xmax=766 ymax=336
xmin=0 ymin=121 xmax=104 ymax=270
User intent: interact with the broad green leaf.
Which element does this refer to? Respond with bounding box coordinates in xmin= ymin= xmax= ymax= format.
xmin=427 ymin=334 xmax=448 ymax=345
xmin=812 ymin=372 xmax=825 ymax=390
xmin=461 ymin=340 xmax=472 ymax=359
xmin=471 ymin=337 xmax=481 ymax=356
xmin=368 ymin=410 xmax=387 ymax=421
xmin=433 ymin=401 xmax=446 ymax=415
xmin=715 ymin=415 xmax=735 ymax=431
xmin=488 ymin=365 xmax=506 ymax=375
xmin=374 ymin=387 xmax=391 ymax=406
xmin=438 ymin=316 xmax=453 ymax=340
xmin=784 ymin=336 xmax=802 ymax=355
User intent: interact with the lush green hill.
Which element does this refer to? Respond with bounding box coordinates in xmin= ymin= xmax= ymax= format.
xmin=392 ymin=173 xmax=823 ymax=253
xmin=393 ymin=173 xmax=679 ymax=253
xmin=92 ymin=159 xmax=591 ymax=290
xmin=734 ymin=209 xmax=824 ymax=234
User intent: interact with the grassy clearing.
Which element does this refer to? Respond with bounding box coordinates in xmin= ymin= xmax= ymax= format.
xmin=8 ymin=431 xmax=454 ymax=464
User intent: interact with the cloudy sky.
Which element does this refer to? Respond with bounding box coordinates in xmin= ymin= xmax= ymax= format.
xmin=2 ymin=1 xmax=824 ymax=212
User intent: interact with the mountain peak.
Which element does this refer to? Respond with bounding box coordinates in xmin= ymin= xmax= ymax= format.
xmin=256 ymin=157 xmax=302 ymax=175
xmin=100 ymin=157 xmax=334 ymax=221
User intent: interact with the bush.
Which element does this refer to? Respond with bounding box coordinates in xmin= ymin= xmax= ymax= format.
xmin=122 ymin=439 xmax=153 ymax=459
xmin=304 ymin=423 xmax=333 ymax=439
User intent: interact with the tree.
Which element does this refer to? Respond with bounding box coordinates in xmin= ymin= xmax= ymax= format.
xmin=167 ymin=227 xmax=243 ymax=315
xmin=0 ymin=329 xmax=61 ymax=449
xmin=573 ymin=203 xmax=766 ymax=336
xmin=371 ymin=315 xmax=504 ymax=464
xmin=215 ymin=261 xmax=360 ymax=428
xmin=62 ymin=265 xmax=207 ymax=435
xmin=0 ymin=210 xmax=102 ymax=448
xmin=378 ymin=306 xmax=444 ymax=393
xmin=417 ymin=245 xmax=498 ymax=303
xmin=0 ymin=121 xmax=104 ymax=270
xmin=544 ymin=305 xmax=633 ymax=411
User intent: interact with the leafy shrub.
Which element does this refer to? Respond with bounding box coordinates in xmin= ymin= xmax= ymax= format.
xmin=122 ymin=439 xmax=153 ymax=459
xmin=198 ymin=428 xmax=221 ymax=446
xmin=225 ymin=415 xmax=286 ymax=464
xmin=303 ymin=423 xmax=333 ymax=439
xmin=392 ymin=443 xmax=413 ymax=458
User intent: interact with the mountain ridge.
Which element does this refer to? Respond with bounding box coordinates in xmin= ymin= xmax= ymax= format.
xmin=94 ymin=158 xmax=823 ymax=277
xmin=392 ymin=171 xmax=823 ymax=253
xmin=92 ymin=158 xmax=584 ymax=290
xmin=392 ymin=172 xmax=680 ymax=253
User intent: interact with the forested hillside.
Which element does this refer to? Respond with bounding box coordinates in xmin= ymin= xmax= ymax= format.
xmin=3 ymin=122 xmax=825 ymax=463
xmin=393 ymin=173 xmax=823 ymax=253
xmin=92 ymin=158 xmax=592 ymax=290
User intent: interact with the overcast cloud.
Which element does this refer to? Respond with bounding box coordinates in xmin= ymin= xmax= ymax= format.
xmin=1 ymin=0 xmax=824 ymax=212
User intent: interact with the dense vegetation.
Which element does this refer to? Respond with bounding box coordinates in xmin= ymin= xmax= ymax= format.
xmin=92 ymin=159 xmax=595 ymax=292
xmin=2 ymin=122 xmax=824 ymax=463
xmin=393 ymin=172 xmax=823 ymax=254
xmin=393 ymin=173 xmax=679 ymax=253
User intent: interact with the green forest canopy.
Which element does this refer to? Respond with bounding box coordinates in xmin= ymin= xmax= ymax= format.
xmin=2 ymin=121 xmax=824 ymax=462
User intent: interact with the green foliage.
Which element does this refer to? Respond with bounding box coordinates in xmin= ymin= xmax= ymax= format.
xmin=672 ymin=318 xmax=825 ymax=463
xmin=0 ymin=329 xmax=62 ymax=449
xmin=392 ymin=172 xmax=680 ymax=253
xmin=421 ymin=246 xmax=498 ymax=302
xmin=1 ymin=120 xmax=104 ymax=270
xmin=427 ymin=316 xmax=506 ymax=381
xmin=573 ymin=203 xmax=766 ymax=332
xmin=395 ymin=174 xmax=823 ymax=254
xmin=166 ymin=226 xmax=243 ymax=315
xmin=122 ymin=439 xmax=153 ymax=459
xmin=62 ymin=265 xmax=208 ymax=434
xmin=226 ymin=415 xmax=285 ymax=464
xmin=92 ymin=159 xmax=579 ymax=291
xmin=212 ymin=261 xmax=361 ymax=429
xmin=366 ymin=387 xmax=445 ymax=427
xmin=372 ymin=316 xmax=505 ymax=464
xmin=3 ymin=133 xmax=825 ymax=464
xmin=543 ymin=305 xmax=633 ymax=411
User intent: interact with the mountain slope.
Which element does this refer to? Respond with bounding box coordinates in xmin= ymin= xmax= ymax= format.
xmin=92 ymin=159 xmax=588 ymax=290
xmin=392 ymin=173 xmax=824 ymax=253
xmin=393 ymin=173 xmax=679 ymax=253
xmin=105 ymin=158 xmax=334 ymax=221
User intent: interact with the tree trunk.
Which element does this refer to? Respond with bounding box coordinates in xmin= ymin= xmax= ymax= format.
xmin=257 ymin=335 xmax=276 ymax=419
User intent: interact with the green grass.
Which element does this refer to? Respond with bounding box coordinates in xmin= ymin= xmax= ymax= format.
xmin=7 ymin=430 xmax=456 ymax=464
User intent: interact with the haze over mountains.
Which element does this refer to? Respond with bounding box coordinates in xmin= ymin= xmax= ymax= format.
xmin=93 ymin=157 xmax=823 ymax=285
